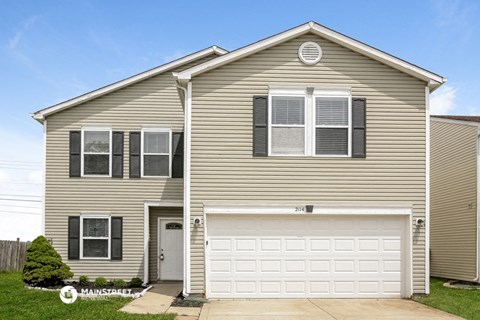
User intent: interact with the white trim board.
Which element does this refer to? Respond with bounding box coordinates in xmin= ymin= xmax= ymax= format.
xmin=174 ymin=21 xmax=446 ymax=91
xmin=431 ymin=117 xmax=480 ymax=127
xmin=425 ymin=86 xmax=431 ymax=293
xmin=31 ymin=46 xmax=227 ymax=122
xmin=204 ymin=205 xmax=413 ymax=216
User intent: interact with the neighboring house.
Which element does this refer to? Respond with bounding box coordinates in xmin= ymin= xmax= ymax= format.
xmin=430 ymin=116 xmax=480 ymax=283
xmin=31 ymin=21 xmax=446 ymax=299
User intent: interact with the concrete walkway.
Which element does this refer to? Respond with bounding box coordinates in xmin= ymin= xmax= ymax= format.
xmin=121 ymin=283 xmax=202 ymax=319
xmin=199 ymin=299 xmax=463 ymax=320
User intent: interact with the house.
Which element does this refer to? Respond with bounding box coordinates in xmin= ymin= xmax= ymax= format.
xmin=31 ymin=21 xmax=446 ymax=299
xmin=430 ymin=116 xmax=480 ymax=283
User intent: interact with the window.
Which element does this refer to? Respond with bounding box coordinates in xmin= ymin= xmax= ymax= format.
xmin=82 ymin=128 xmax=111 ymax=176
xmin=270 ymin=96 xmax=305 ymax=155
xmin=141 ymin=129 xmax=171 ymax=177
xmin=315 ymin=97 xmax=349 ymax=155
xmin=80 ymin=215 xmax=110 ymax=259
xmin=268 ymin=88 xmax=351 ymax=157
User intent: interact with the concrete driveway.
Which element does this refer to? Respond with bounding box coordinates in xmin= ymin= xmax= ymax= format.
xmin=199 ymin=299 xmax=462 ymax=320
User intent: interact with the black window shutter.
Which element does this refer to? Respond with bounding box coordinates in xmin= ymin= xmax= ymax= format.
xmin=68 ymin=216 xmax=80 ymax=260
xmin=172 ymin=132 xmax=184 ymax=178
xmin=253 ymin=96 xmax=268 ymax=157
xmin=352 ymin=98 xmax=367 ymax=158
xmin=129 ymin=132 xmax=141 ymax=178
xmin=111 ymin=217 xmax=122 ymax=260
xmin=112 ymin=131 xmax=124 ymax=178
xmin=69 ymin=131 xmax=81 ymax=177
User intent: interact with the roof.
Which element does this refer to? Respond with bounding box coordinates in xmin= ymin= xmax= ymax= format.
xmin=31 ymin=46 xmax=228 ymax=123
xmin=174 ymin=21 xmax=446 ymax=91
xmin=431 ymin=115 xmax=480 ymax=123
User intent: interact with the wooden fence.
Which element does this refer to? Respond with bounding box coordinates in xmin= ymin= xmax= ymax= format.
xmin=0 ymin=239 xmax=31 ymax=271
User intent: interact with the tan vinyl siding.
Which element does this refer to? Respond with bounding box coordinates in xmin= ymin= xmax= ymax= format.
xmin=430 ymin=120 xmax=478 ymax=281
xmin=148 ymin=207 xmax=183 ymax=281
xmin=190 ymin=33 xmax=427 ymax=293
xmin=44 ymin=55 xmax=215 ymax=281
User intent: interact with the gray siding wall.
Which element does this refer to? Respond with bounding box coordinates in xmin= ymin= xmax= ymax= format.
xmin=44 ymin=55 xmax=215 ymax=281
xmin=189 ymin=33 xmax=427 ymax=293
xmin=430 ymin=120 xmax=478 ymax=281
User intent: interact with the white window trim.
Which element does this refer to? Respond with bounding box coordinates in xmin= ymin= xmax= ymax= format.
xmin=313 ymin=95 xmax=352 ymax=158
xmin=81 ymin=126 xmax=112 ymax=177
xmin=141 ymin=128 xmax=172 ymax=178
xmin=79 ymin=213 xmax=111 ymax=260
xmin=268 ymin=88 xmax=352 ymax=157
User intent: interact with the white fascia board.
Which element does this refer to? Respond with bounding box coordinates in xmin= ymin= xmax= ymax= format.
xmin=31 ymin=46 xmax=227 ymax=123
xmin=174 ymin=21 xmax=446 ymax=90
xmin=431 ymin=117 xmax=480 ymax=127
xmin=174 ymin=23 xmax=311 ymax=81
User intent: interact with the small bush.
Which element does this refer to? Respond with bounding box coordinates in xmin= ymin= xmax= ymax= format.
xmin=22 ymin=235 xmax=73 ymax=287
xmin=78 ymin=275 xmax=89 ymax=286
xmin=94 ymin=277 xmax=107 ymax=287
xmin=112 ymin=279 xmax=127 ymax=288
xmin=129 ymin=277 xmax=143 ymax=287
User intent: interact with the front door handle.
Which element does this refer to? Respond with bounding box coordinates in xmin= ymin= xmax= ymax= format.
xmin=160 ymin=253 xmax=164 ymax=261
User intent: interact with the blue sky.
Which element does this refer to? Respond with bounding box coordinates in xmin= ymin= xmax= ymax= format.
xmin=0 ymin=0 xmax=478 ymax=239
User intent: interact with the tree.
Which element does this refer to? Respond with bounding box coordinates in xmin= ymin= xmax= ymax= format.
xmin=22 ymin=235 xmax=73 ymax=286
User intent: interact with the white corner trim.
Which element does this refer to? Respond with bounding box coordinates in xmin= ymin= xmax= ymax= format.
xmin=430 ymin=117 xmax=480 ymax=127
xmin=174 ymin=21 xmax=446 ymax=90
xmin=31 ymin=46 xmax=227 ymax=122
xmin=425 ymin=86 xmax=431 ymax=294
xmin=183 ymin=81 xmax=193 ymax=296
xmin=143 ymin=202 xmax=150 ymax=285
xmin=42 ymin=119 xmax=47 ymax=236
xmin=204 ymin=205 xmax=413 ymax=216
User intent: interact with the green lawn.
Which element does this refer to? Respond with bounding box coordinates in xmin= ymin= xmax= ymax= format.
xmin=0 ymin=272 xmax=175 ymax=320
xmin=414 ymin=278 xmax=480 ymax=320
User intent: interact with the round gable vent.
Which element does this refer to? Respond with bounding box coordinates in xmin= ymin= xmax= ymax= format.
xmin=298 ymin=42 xmax=322 ymax=65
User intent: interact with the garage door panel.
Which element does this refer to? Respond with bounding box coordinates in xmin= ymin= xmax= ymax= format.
xmin=206 ymin=215 xmax=406 ymax=298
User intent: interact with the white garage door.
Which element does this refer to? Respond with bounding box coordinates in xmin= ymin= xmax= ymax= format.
xmin=206 ymin=215 xmax=406 ymax=298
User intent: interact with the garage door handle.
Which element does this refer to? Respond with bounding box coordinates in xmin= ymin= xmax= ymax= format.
xmin=160 ymin=254 xmax=164 ymax=261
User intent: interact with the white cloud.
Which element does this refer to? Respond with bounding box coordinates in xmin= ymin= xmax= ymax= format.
xmin=430 ymin=85 xmax=457 ymax=115
xmin=7 ymin=16 xmax=39 ymax=51
xmin=28 ymin=170 xmax=43 ymax=184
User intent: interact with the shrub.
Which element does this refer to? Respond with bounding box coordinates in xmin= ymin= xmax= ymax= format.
xmin=94 ymin=277 xmax=107 ymax=287
xmin=112 ymin=279 xmax=127 ymax=288
xmin=79 ymin=275 xmax=89 ymax=286
xmin=129 ymin=277 xmax=143 ymax=287
xmin=22 ymin=235 xmax=73 ymax=287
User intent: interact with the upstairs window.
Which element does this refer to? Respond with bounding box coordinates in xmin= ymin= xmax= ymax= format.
xmin=82 ymin=128 xmax=111 ymax=176
xmin=270 ymin=96 xmax=305 ymax=155
xmin=141 ymin=129 xmax=171 ymax=177
xmin=268 ymin=88 xmax=352 ymax=157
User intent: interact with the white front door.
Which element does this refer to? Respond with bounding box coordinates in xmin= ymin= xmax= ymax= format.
xmin=159 ymin=219 xmax=183 ymax=280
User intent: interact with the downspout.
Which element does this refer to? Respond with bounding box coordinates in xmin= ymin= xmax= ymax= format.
xmin=476 ymin=132 xmax=480 ymax=282
xmin=176 ymin=82 xmax=191 ymax=297
xmin=425 ymin=86 xmax=431 ymax=294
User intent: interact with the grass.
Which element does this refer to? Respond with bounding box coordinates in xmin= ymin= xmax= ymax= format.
xmin=0 ymin=272 xmax=175 ymax=320
xmin=414 ymin=278 xmax=480 ymax=320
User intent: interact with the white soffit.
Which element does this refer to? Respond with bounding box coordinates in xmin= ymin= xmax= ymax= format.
xmin=31 ymin=46 xmax=228 ymax=123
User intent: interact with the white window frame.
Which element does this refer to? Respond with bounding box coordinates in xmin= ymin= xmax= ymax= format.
xmin=313 ymin=93 xmax=352 ymax=157
xmin=141 ymin=128 xmax=172 ymax=178
xmin=81 ymin=126 xmax=112 ymax=177
xmin=80 ymin=213 xmax=111 ymax=260
xmin=268 ymin=91 xmax=307 ymax=156
xmin=267 ymin=87 xmax=352 ymax=157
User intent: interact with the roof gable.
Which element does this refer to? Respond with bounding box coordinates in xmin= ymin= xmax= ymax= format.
xmin=32 ymin=46 xmax=228 ymax=122
xmin=174 ymin=21 xmax=445 ymax=91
